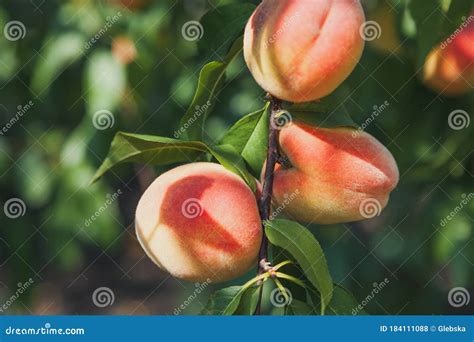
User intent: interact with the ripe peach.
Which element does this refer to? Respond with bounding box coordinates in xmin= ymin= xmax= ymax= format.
xmin=135 ymin=163 xmax=262 ymax=283
xmin=269 ymin=123 xmax=399 ymax=224
xmin=423 ymin=17 xmax=474 ymax=96
xmin=244 ymin=0 xmax=366 ymax=103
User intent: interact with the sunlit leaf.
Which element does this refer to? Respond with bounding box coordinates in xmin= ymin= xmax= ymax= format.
xmin=92 ymin=133 xmax=256 ymax=190
xmin=91 ymin=133 xmax=208 ymax=183
xmin=219 ymin=105 xmax=269 ymax=176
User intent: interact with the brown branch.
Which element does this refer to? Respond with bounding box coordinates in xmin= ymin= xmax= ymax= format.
xmin=254 ymin=95 xmax=282 ymax=315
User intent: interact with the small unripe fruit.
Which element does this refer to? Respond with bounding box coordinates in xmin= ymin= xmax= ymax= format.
xmin=112 ymin=36 xmax=137 ymax=65
xmin=423 ymin=16 xmax=474 ymax=96
xmin=244 ymin=0 xmax=366 ymax=103
xmin=269 ymin=123 xmax=399 ymax=224
xmin=367 ymin=2 xmax=402 ymax=55
xmin=135 ymin=163 xmax=262 ymax=283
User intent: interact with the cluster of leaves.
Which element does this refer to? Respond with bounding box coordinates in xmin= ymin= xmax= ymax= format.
xmin=91 ymin=2 xmax=366 ymax=315
xmin=202 ymin=220 xmax=364 ymax=316
xmin=92 ymin=0 xmax=473 ymax=314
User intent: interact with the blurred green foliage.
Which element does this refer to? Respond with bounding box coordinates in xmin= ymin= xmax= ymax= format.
xmin=0 ymin=0 xmax=472 ymax=315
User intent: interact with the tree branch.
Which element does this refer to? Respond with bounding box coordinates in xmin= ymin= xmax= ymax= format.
xmin=254 ymin=95 xmax=281 ymax=315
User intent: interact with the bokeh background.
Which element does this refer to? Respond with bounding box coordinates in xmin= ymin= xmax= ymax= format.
xmin=0 ymin=0 xmax=472 ymax=315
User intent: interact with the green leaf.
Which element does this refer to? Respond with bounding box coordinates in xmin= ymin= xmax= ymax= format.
xmin=442 ymin=1 xmax=473 ymax=37
xmin=327 ymin=284 xmax=367 ymax=316
xmin=408 ymin=0 xmax=472 ymax=67
xmin=201 ymin=286 xmax=244 ymax=315
xmin=408 ymin=2 xmax=444 ymax=67
xmin=91 ymin=133 xmax=208 ymax=183
xmin=84 ymin=50 xmax=127 ymax=115
xmin=285 ymin=284 xmax=363 ymax=316
xmin=271 ymin=246 xmax=311 ymax=303
xmin=0 ymin=40 xmax=18 ymax=81
xmin=31 ymin=32 xmax=86 ymax=95
xmin=219 ymin=108 xmax=265 ymax=153
xmin=282 ymin=96 xmax=357 ymax=129
xmin=208 ymin=144 xmax=256 ymax=191
xmin=91 ymin=133 xmax=256 ymax=191
xmin=287 ymin=299 xmax=316 ymax=315
xmin=271 ymin=306 xmax=287 ymax=316
xmin=198 ymin=3 xmax=256 ymax=58
xmin=220 ymin=105 xmax=270 ymax=176
xmin=234 ymin=286 xmax=260 ymax=315
xmin=202 ymin=273 xmax=267 ymax=315
xmin=179 ymin=38 xmax=243 ymax=141
xmin=265 ymin=219 xmax=334 ymax=314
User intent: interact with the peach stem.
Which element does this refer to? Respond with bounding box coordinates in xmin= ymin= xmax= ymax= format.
xmin=254 ymin=94 xmax=282 ymax=315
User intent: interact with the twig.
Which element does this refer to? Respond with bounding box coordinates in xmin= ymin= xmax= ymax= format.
xmin=254 ymin=95 xmax=282 ymax=315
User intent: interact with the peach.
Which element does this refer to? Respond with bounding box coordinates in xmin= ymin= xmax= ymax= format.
xmin=135 ymin=162 xmax=262 ymax=283
xmin=423 ymin=16 xmax=474 ymax=96
xmin=244 ymin=0 xmax=366 ymax=103
xmin=269 ymin=123 xmax=399 ymax=224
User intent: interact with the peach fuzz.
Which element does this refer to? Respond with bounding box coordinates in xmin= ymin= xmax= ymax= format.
xmin=244 ymin=0 xmax=366 ymax=103
xmin=135 ymin=162 xmax=262 ymax=283
xmin=423 ymin=16 xmax=474 ymax=96
xmin=269 ymin=123 xmax=399 ymax=224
